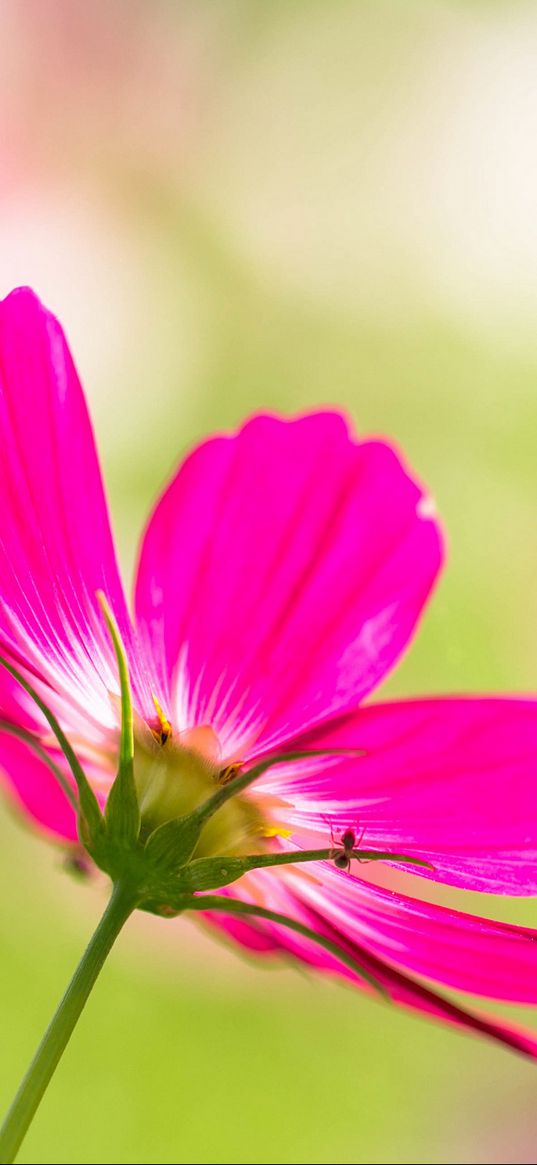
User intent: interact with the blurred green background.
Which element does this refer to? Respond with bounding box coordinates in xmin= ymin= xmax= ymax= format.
xmin=1 ymin=2 xmax=537 ymax=1162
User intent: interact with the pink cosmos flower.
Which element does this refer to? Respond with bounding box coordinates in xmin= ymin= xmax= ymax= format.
xmin=2 ymin=286 xmax=537 ymax=1059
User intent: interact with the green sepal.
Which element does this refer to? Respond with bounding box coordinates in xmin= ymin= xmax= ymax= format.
xmin=144 ymin=814 xmax=203 ymax=873
xmin=97 ymin=593 xmax=140 ymax=849
xmin=170 ymin=854 xmax=253 ymax=893
xmin=164 ymin=846 xmax=435 ymax=895
xmin=0 ymin=655 xmax=105 ymax=856
xmin=192 ymin=748 xmax=364 ymax=828
xmin=369 ymin=853 xmax=434 ymax=870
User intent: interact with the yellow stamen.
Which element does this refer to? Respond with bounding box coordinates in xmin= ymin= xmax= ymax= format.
xmin=262 ymin=825 xmax=293 ymax=840
xmin=218 ymin=761 xmax=243 ymax=785
xmin=152 ymin=695 xmax=173 ymax=745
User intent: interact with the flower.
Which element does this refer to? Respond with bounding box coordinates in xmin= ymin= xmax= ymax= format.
xmin=1 ymin=285 xmax=537 ymax=1058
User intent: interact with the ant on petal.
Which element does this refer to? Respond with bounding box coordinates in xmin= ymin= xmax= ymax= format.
xmin=329 ymin=824 xmax=365 ymax=871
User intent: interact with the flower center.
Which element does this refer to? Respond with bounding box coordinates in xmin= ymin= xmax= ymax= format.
xmin=133 ymin=722 xmax=266 ymax=859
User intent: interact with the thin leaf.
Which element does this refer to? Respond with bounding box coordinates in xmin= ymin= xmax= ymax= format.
xmin=97 ymin=592 xmax=140 ymax=846
xmin=184 ymin=894 xmax=388 ymax=998
xmin=0 ymin=719 xmax=78 ymax=810
xmin=176 ymin=847 xmax=434 ymax=892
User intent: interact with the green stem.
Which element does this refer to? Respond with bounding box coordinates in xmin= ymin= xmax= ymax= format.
xmin=0 ymin=881 xmax=138 ymax=1165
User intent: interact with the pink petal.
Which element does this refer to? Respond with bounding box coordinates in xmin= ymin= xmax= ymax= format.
xmin=297 ymin=864 xmax=537 ymax=1003
xmin=299 ymin=900 xmax=537 ymax=1060
xmin=0 ymin=288 xmax=155 ymax=730
xmin=135 ymin=413 xmax=442 ymax=755
xmin=0 ymin=730 xmax=77 ymax=841
xmin=208 ymin=872 xmax=537 ymax=1059
xmin=260 ymin=697 xmax=537 ymax=895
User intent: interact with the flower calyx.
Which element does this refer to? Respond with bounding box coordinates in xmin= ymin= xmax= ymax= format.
xmin=0 ymin=594 xmax=433 ymax=915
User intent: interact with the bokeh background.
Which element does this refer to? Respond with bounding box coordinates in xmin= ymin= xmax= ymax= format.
xmin=1 ymin=2 xmax=537 ymax=1162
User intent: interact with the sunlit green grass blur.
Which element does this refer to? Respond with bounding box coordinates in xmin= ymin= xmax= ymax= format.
xmin=1 ymin=3 xmax=537 ymax=1162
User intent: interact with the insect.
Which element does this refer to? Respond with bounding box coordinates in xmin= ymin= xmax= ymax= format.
xmin=330 ymin=825 xmax=365 ymax=871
